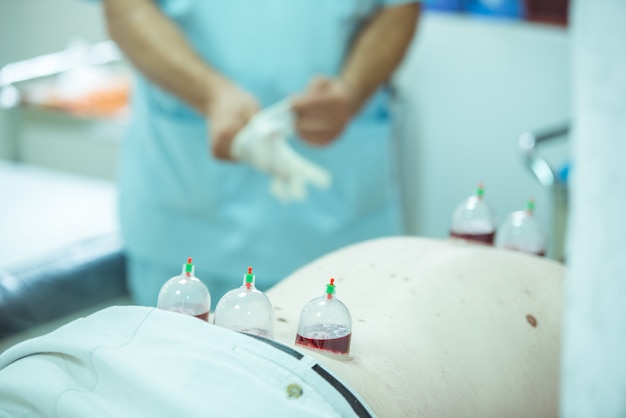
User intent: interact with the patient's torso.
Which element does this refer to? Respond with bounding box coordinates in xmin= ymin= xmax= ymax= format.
xmin=268 ymin=236 xmax=564 ymax=417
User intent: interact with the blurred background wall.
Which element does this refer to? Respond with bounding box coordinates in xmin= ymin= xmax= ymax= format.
xmin=0 ymin=0 xmax=107 ymax=67
xmin=395 ymin=13 xmax=569 ymax=248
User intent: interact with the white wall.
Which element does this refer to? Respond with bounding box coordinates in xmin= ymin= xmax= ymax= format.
xmin=395 ymin=13 xmax=570 ymax=257
xmin=0 ymin=0 xmax=111 ymax=162
xmin=0 ymin=0 xmax=107 ymax=67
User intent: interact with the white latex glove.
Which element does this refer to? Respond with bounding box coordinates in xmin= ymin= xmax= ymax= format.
xmin=230 ymin=100 xmax=332 ymax=203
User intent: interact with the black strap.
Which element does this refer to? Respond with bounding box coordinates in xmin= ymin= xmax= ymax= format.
xmin=312 ymin=364 xmax=373 ymax=418
xmin=243 ymin=333 xmax=373 ymax=418
xmin=245 ymin=333 xmax=304 ymax=360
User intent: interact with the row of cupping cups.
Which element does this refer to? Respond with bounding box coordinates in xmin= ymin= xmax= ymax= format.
xmin=449 ymin=183 xmax=547 ymax=256
xmin=156 ymin=260 xmax=353 ymax=356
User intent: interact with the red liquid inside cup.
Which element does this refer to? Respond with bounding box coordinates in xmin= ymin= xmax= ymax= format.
xmin=165 ymin=308 xmax=209 ymax=322
xmin=295 ymin=333 xmax=352 ymax=355
xmin=450 ymin=230 xmax=495 ymax=245
xmin=194 ymin=311 xmax=209 ymax=322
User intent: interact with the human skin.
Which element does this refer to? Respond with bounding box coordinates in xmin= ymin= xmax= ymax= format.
xmin=103 ymin=0 xmax=419 ymax=158
xmin=103 ymin=0 xmax=260 ymax=160
xmin=266 ymin=236 xmax=563 ymax=417
xmin=291 ymin=3 xmax=420 ymax=145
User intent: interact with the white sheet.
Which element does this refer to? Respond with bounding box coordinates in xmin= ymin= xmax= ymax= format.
xmin=0 ymin=306 xmax=371 ymax=418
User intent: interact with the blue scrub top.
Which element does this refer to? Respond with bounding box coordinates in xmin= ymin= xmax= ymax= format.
xmin=120 ymin=0 xmax=417 ymax=296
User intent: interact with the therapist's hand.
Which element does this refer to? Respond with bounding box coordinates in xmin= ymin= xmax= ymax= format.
xmin=207 ymin=80 xmax=260 ymax=161
xmin=291 ymin=76 xmax=358 ymax=146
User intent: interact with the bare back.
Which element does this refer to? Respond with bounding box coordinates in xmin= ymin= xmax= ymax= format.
xmin=267 ymin=237 xmax=563 ymax=417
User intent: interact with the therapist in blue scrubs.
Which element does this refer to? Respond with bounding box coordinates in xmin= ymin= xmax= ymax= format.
xmin=102 ymin=0 xmax=421 ymax=306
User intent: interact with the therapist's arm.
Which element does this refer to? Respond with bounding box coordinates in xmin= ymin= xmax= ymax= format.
xmin=292 ymin=2 xmax=420 ymax=145
xmin=103 ymin=0 xmax=259 ymax=160
xmin=341 ymin=2 xmax=420 ymax=113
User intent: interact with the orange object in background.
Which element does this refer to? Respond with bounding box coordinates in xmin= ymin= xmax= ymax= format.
xmin=20 ymin=65 xmax=131 ymax=119
xmin=46 ymin=78 xmax=130 ymax=118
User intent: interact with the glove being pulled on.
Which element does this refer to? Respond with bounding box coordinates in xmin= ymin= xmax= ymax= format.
xmin=230 ymin=100 xmax=332 ymax=203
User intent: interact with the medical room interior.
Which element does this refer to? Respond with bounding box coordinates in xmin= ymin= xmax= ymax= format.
xmin=0 ymin=0 xmax=624 ymax=416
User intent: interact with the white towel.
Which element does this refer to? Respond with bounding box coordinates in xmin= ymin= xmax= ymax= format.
xmin=0 ymin=306 xmax=370 ymax=418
